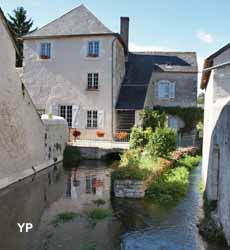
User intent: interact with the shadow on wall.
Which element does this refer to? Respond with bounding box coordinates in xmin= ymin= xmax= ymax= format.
xmin=205 ymin=104 xmax=230 ymax=245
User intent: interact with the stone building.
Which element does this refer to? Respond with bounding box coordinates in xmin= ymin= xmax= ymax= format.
xmin=201 ymin=43 xmax=230 ymax=245
xmin=22 ymin=4 xmax=197 ymax=144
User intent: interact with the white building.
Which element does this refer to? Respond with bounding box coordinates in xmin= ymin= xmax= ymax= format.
xmin=23 ymin=4 xmax=197 ymax=144
xmin=201 ymin=43 xmax=230 ymax=245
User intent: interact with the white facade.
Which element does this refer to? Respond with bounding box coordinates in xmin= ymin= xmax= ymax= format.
xmin=23 ymin=35 xmax=125 ymax=140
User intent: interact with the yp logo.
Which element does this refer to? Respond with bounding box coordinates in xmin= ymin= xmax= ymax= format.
xmin=17 ymin=223 xmax=33 ymax=233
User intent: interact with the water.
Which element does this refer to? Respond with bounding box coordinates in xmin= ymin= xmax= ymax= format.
xmin=33 ymin=160 xmax=229 ymax=250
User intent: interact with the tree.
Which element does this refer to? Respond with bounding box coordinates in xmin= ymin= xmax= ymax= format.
xmin=7 ymin=7 xmax=37 ymax=67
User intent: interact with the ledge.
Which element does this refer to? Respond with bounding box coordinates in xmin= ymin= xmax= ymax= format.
xmin=0 ymin=156 xmax=63 ymax=191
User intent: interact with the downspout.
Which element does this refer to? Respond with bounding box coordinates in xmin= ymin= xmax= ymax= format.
xmin=111 ymin=37 xmax=117 ymax=141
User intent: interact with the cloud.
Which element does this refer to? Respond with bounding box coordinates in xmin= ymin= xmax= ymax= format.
xmin=129 ymin=42 xmax=172 ymax=52
xmin=197 ymin=31 xmax=214 ymax=44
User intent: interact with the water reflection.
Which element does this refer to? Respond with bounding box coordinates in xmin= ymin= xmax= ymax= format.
xmin=33 ymin=161 xmax=229 ymax=250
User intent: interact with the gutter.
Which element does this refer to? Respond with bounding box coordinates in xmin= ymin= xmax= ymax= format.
xmin=111 ymin=37 xmax=117 ymax=140
xmin=201 ymin=61 xmax=230 ymax=72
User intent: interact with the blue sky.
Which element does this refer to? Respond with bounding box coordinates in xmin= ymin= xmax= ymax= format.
xmin=1 ymin=0 xmax=229 ymax=75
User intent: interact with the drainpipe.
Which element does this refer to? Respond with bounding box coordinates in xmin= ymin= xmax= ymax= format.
xmin=111 ymin=38 xmax=117 ymax=141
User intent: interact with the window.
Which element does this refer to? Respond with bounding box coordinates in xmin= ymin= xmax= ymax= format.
xmin=168 ymin=116 xmax=178 ymax=129
xmin=87 ymin=110 xmax=98 ymax=128
xmin=40 ymin=42 xmax=51 ymax=59
xmin=87 ymin=73 xmax=99 ymax=89
xmin=59 ymin=105 xmax=72 ymax=127
xmin=87 ymin=41 xmax=100 ymax=57
xmin=157 ymin=80 xmax=175 ymax=99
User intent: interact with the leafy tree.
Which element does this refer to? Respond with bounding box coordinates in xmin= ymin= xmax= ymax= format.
xmin=7 ymin=7 xmax=37 ymax=67
xmin=140 ymin=108 xmax=166 ymax=130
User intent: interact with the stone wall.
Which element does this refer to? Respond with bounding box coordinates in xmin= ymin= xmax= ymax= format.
xmin=113 ymin=180 xmax=146 ymax=198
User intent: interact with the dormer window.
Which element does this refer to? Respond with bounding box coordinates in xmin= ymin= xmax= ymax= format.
xmin=40 ymin=42 xmax=51 ymax=59
xmin=156 ymin=80 xmax=175 ymax=99
xmin=87 ymin=41 xmax=99 ymax=57
xmin=87 ymin=73 xmax=99 ymax=90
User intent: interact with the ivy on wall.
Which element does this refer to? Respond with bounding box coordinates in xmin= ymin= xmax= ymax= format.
xmin=153 ymin=106 xmax=204 ymax=133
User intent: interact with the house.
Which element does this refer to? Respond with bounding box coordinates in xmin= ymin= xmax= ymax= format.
xmin=22 ymin=4 xmax=197 ymax=145
xmin=201 ymin=43 xmax=230 ymax=245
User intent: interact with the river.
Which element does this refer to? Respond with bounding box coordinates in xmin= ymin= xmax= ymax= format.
xmin=33 ymin=160 xmax=229 ymax=250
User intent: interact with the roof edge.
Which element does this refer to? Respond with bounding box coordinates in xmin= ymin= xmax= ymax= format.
xmin=0 ymin=8 xmax=20 ymax=55
xmin=200 ymin=43 xmax=230 ymax=90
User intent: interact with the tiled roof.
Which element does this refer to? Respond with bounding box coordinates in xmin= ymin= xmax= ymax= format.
xmin=24 ymin=4 xmax=112 ymax=38
xmin=116 ymin=52 xmax=197 ymax=109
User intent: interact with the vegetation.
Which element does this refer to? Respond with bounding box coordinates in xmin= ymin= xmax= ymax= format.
xmin=63 ymin=146 xmax=81 ymax=168
xmin=92 ymin=199 xmax=106 ymax=206
xmin=88 ymin=208 xmax=112 ymax=225
xmin=197 ymin=93 xmax=205 ymax=105
xmin=140 ymin=108 xmax=166 ymax=130
xmin=177 ymin=155 xmax=201 ymax=171
xmin=199 ymin=194 xmax=227 ymax=244
xmin=51 ymin=212 xmax=79 ymax=227
xmin=80 ymin=243 xmax=96 ymax=250
xmin=153 ymin=106 xmax=203 ymax=133
xmin=7 ymin=7 xmax=37 ymax=67
xmin=145 ymin=127 xmax=176 ymax=158
xmin=145 ymin=167 xmax=189 ymax=205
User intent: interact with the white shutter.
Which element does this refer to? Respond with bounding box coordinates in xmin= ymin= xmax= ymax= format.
xmin=51 ymin=104 xmax=59 ymax=116
xmin=72 ymin=105 xmax=80 ymax=128
xmin=98 ymin=110 xmax=104 ymax=129
xmin=169 ymin=82 xmax=175 ymax=99
xmin=158 ymin=83 xmax=166 ymax=99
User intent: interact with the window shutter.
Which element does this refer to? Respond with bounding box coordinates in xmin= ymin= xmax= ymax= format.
xmin=72 ymin=105 xmax=80 ymax=128
xmin=155 ymin=82 xmax=159 ymax=97
xmin=98 ymin=110 xmax=104 ymax=129
xmin=169 ymin=82 xmax=175 ymax=99
xmin=51 ymin=104 xmax=59 ymax=116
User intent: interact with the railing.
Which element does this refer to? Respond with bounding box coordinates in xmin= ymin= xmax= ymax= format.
xmin=114 ymin=129 xmax=131 ymax=142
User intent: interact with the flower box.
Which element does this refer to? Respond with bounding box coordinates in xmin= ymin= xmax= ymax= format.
xmin=88 ymin=53 xmax=98 ymax=58
xmin=72 ymin=129 xmax=81 ymax=140
xmin=96 ymin=130 xmax=105 ymax=137
xmin=115 ymin=131 xmax=128 ymax=141
xmin=40 ymin=55 xmax=49 ymax=59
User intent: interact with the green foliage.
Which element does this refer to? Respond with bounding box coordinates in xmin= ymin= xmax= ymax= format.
xmin=119 ymin=149 xmax=141 ymax=168
xmin=80 ymin=243 xmax=96 ymax=250
xmin=92 ymin=199 xmax=106 ymax=206
xmin=196 ymin=121 xmax=203 ymax=138
xmin=63 ymin=146 xmax=81 ymax=168
xmin=176 ymin=155 xmax=201 ymax=171
xmin=145 ymin=167 xmax=189 ymax=205
xmin=140 ymin=108 xmax=166 ymax=130
xmin=7 ymin=7 xmax=37 ymax=67
xmin=88 ymin=208 xmax=112 ymax=225
xmin=51 ymin=212 xmax=79 ymax=227
xmin=146 ymin=127 xmax=176 ymax=158
xmin=154 ymin=106 xmax=204 ymax=133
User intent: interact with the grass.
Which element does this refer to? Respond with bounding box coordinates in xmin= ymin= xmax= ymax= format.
xmin=145 ymin=166 xmax=189 ymax=205
xmin=80 ymin=242 xmax=96 ymax=250
xmin=88 ymin=208 xmax=112 ymax=226
xmin=176 ymin=155 xmax=201 ymax=171
xmin=51 ymin=212 xmax=79 ymax=227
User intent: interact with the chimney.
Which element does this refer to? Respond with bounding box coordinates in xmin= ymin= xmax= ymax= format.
xmin=120 ymin=17 xmax=129 ymax=50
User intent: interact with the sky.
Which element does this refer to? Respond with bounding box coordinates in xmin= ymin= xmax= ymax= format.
xmin=1 ymin=0 xmax=230 ymax=90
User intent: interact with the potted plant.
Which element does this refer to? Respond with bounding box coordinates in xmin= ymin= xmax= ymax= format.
xmin=96 ymin=130 xmax=105 ymax=138
xmin=115 ymin=131 xmax=128 ymax=141
xmin=72 ymin=129 xmax=81 ymax=141
xmin=40 ymin=55 xmax=49 ymax=59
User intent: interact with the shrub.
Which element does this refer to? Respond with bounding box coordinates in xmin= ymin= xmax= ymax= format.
xmin=51 ymin=212 xmax=79 ymax=227
xmin=72 ymin=129 xmax=81 ymax=140
xmin=119 ymin=149 xmax=141 ymax=168
xmin=88 ymin=208 xmax=112 ymax=225
xmin=146 ymin=127 xmax=176 ymax=158
xmin=129 ymin=127 xmax=153 ymax=149
xmin=145 ymin=166 xmax=189 ymax=205
xmin=177 ymin=155 xmax=201 ymax=171
xmin=140 ymin=108 xmax=166 ymax=130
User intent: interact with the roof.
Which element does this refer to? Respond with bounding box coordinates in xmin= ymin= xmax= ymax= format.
xmin=0 ymin=8 xmax=19 ymax=55
xmin=116 ymin=51 xmax=197 ymax=109
xmin=24 ymin=4 xmax=113 ymax=38
xmin=201 ymin=43 xmax=230 ymax=89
